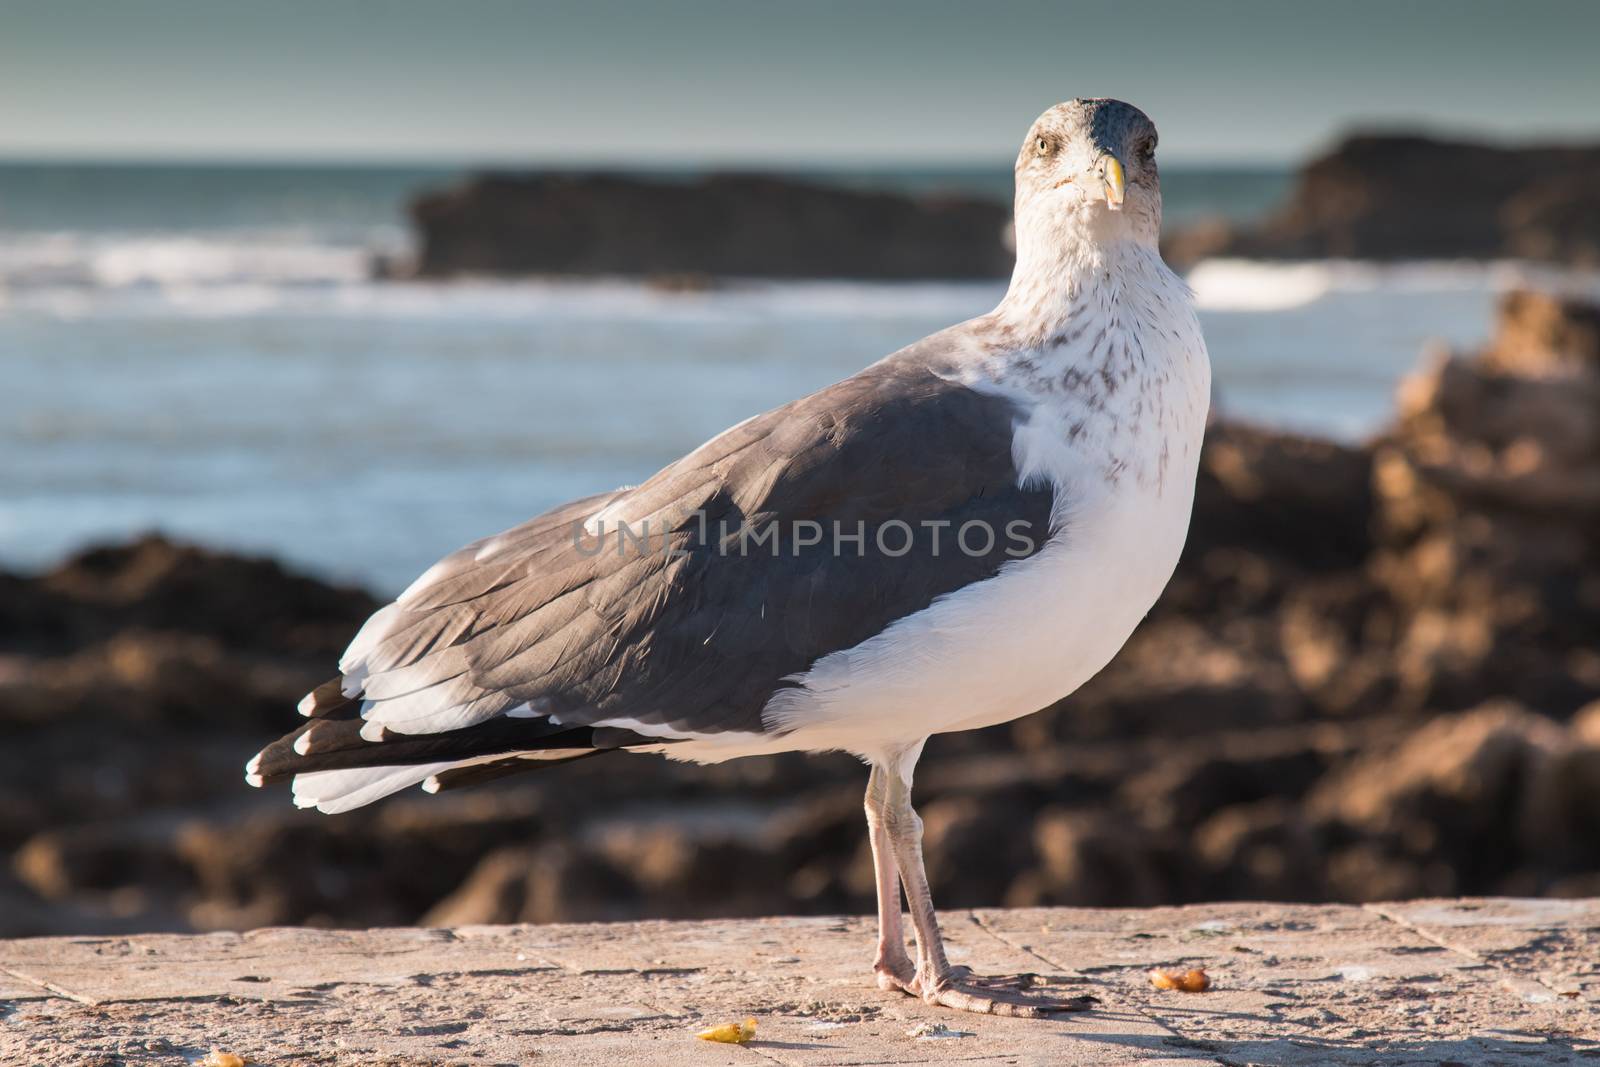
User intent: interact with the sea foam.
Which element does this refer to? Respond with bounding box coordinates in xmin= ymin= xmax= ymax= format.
xmin=1189 ymin=257 xmax=1599 ymax=312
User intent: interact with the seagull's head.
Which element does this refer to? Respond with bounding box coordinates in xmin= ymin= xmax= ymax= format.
xmin=1014 ymin=98 xmax=1161 ymax=247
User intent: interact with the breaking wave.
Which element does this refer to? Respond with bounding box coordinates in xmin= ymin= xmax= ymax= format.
xmin=0 ymin=229 xmax=386 ymax=291
xmin=5 ymin=228 xmax=1595 ymax=325
xmin=1188 ymin=257 xmax=1599 ymax=312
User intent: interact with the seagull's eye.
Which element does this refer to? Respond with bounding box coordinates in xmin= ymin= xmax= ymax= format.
xmin=1035 ymin=136 xmax=1051 ymax=154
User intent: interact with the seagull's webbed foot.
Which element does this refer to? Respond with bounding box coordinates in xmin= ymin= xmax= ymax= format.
xmin=909 ymin=965 xmax=1098 ymax=1017
xmin=872 ymin=928 xmax=916 ymax=993
xmin=873 ymin=952 xmax=915 ymax=993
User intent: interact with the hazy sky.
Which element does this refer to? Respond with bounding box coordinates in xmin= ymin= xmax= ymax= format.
xmin=3 ymin=0 xmax=1597 ymax=165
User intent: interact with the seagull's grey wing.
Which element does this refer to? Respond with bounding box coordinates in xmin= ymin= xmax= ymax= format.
xmin=249 ymin=344 xmax=1056 ymax=808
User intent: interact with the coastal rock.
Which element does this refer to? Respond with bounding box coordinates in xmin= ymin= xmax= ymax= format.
xmin=1192 ymin=799 xmax=1324 ymax=901
xmin=1373 ymin=290 xmax=1600 ymax=714
xmin=1308 ymin=703 xmax=1565 ymax=845
xmin=421 ymin=843 xmax=641 ymax=926
xmin=1019 ymin=808 xmax=1177 ymax=907
xmin=1502 ymin=170 xmax=1600 ymax=267
xmin=1307 ymin=702 xmax=1600 ymax=898
xmin=1480 ymin=287 xmax=1600 ymax=377
xmin=399 ymin=172 xmax=1014 ymax=280
xmin=1166 ymin=134 xmax=1600 ymax=266
xmin=16 ymin=534 xmax=375 ymax=655
xmin=1182 ymin=420 xmax=1374 ymax=574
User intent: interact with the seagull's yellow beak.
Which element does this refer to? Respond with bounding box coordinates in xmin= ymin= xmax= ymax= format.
xmin=1100 ymin=156 xmax=1126 ymax=211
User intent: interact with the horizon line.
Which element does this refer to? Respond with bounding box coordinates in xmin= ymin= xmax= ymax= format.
xmin=3 ymin=118 xmax=1592 ymax=172
xmin=0 ymin=150 xmax=1294 ymax=171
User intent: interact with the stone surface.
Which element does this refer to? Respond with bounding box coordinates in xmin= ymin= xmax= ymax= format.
xmin=2 ymin=899 xmax=1596 ymax=1066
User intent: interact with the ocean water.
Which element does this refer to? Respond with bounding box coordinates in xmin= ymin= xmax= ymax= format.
xmin=1 ymin=162 xmax=1592 ymax=592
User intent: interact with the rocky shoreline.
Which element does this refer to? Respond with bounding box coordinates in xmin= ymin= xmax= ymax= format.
xmin=1165 ymin=134 xmax=1600 ymax=268
xmin=3 ymin=289 xmax=1598 ymax=937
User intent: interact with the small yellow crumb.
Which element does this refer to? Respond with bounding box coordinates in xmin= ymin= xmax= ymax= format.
xmin=1149 ymin=967 xmax=1210 ymax=993
xmin=696 ymin=1016 xmax=758 ymax=1044
xmin=199 ymin=1053 xmax=248 ymax=1067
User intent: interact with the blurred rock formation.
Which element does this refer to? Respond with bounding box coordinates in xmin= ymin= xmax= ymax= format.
xmin=1164 ymin=134 xmax=1600 ymax=268
xmin=395 ymin=173 xmax=1014 ymax=280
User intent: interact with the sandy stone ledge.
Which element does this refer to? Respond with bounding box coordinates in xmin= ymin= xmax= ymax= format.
xmin=2 ymin=899 xmax=1596 ymax=1066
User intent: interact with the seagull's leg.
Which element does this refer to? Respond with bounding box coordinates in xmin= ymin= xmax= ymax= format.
xmin=879 ymin=748 xmax=1096 ymax=1018
xmin=864 ymin=763 xmax=914 ymax=990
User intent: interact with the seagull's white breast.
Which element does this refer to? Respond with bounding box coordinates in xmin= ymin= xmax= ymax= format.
xmin=679 ymin=245 xmax=1211 ymax=765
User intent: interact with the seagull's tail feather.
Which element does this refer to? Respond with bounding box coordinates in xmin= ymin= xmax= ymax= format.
xmin=246 ymin=676 xmax=650 ymax=814
xmin=423 ymin=750 xmax=605 ymax=793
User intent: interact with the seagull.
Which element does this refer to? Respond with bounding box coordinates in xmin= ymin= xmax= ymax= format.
xmin=247 ymin=98 xmax=1210 ymax=1016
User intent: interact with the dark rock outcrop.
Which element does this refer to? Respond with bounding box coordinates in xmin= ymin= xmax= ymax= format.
xmin=399 ymin=172 xmax=1013 ymax=280
xmin=1166 ymin=134 xmax=1600 ymax=267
